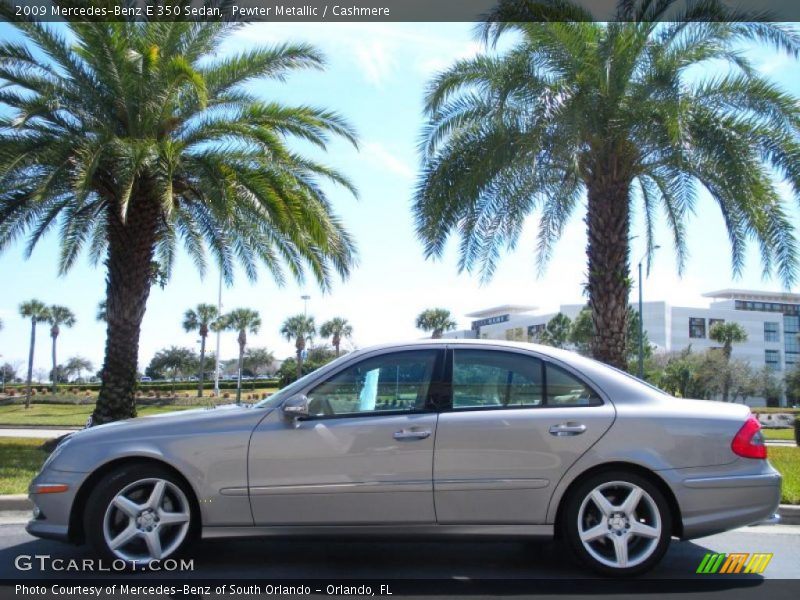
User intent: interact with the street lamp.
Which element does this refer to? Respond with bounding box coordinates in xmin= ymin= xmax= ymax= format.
xmin=638 ymin=245 xmax=660 ymax=379
xmin=213 ymin=271 xmax=223 ymax=397
xmin=301 ymin=294 xmax=311 ymax=316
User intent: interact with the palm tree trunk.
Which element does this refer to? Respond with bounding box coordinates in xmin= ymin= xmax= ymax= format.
xmin=586 ymin=168 xmax=632 ymax=371
xmin=198 ymin=335 xmax=206 ymax=398
xmin=25 ymin=318 xmax=35 ymax=409
xmin=333 ymin=334 xmax=340 ymax=357
xmin=93 ymin=192 xmax=160 ymax=425
xmin=50 ymin=331 xmax=57 ymax=395
xmin=236 ymin=342 xmax=244 ymax=405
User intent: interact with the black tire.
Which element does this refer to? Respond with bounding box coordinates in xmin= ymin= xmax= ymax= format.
xmin=84 ymin=463 xmax=196 ymax=567
xmin=562 ymin=470 xmax=672 ymax=577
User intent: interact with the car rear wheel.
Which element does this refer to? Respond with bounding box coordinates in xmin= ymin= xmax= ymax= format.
xmin=563 ymin=470 xmax=672 ymax=576
xmin=85 ymin=464 xmax=195 ymax=566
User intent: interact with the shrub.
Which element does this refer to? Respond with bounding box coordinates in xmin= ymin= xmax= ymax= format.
xmin=223 ymin=392 xmax=230 ymax=399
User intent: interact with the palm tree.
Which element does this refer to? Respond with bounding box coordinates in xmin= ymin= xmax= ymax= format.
xmin=281 ymin=315 xmax=316 ymax=378
xmin=320 ymin=317 xmax=353 ymax=356
xmin=182 ymin=303 xmax=219 ymax=398
xmin=220 ymin=309 xmax=261 ymax=404
xmin=0 ymin=15 xmax=358 ymax=424
xmin=710 ymin=321 xmax=748 ymax=402
xmin=19 ymin=300 xmax=49 ymax=408
xmin=709 ymin=322 xmax=748 ymax=362
xmin=47 ymin=306 xmax=76 ymax=394
xmin=415 ymin=308 xmax=457 ymax=339
xmin=414 ymin=0 xmax=800 ymax=370
xmin=65 ymin=356 xmax=93 ymax=383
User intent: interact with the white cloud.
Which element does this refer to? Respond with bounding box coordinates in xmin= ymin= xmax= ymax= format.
xmin=416 ymin=41 xmax=482 ymax=76
xmin=353 ymin=39 xmax=394 ymax=87
xmin=362 ymin=142 xmax=414 ymax=179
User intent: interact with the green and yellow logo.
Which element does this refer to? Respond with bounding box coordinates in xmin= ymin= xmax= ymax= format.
xmin=696 ymin=552 xmax=773 ymax=574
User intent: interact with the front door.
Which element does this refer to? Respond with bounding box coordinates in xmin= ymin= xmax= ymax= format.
xmin=433 ymin=348 xmax=616 ymax=524
xmin=248 ymin=348 xmax=443 ymax=525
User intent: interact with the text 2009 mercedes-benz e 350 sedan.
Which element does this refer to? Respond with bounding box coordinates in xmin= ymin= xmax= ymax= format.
xmin=27 ymin=340 xmax=781 ymax=576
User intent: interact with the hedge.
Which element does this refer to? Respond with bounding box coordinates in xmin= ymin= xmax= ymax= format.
xmin=2 ymin=379 xmax=278 ymax=394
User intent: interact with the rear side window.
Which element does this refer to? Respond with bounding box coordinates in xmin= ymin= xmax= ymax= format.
xmin=452 ymin=350 xmax=543 ymax=408
xmin=451 ymin=349 xmax=602 ymax=409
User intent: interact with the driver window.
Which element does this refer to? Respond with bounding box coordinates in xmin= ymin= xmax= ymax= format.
xmin=306 ymin=350 xmax=438 ymax=417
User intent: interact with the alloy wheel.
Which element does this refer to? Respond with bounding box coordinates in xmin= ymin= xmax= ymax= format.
xmin=577 ymin=480 xmax=662 ymax=569
xmin=102 ymin=477 xmax=191 ymax=563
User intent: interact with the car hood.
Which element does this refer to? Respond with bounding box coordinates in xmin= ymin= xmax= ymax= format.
xmin=66 ymin=403 xmax=270 ymax=444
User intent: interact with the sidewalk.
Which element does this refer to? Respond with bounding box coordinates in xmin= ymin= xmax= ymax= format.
xmin=0 ymin=427 xmax=78 ymax=439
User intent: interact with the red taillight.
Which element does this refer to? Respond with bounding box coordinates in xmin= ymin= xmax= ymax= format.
xmin=731 ymin=415 xmax=767 ymax=459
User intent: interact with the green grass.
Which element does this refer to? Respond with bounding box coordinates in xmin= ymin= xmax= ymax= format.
xmin=0 ymin=437 xmax=47 ymax=495
xmin=763 ymin=428 xmax=796 ymax=441
xmin=0 ymin=403 xmax=201 ymax=427
xmin=769 ymin=446 xmax=800 ymax=505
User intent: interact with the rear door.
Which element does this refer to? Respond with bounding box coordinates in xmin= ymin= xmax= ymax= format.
xmin=433 ymin=347 xmax=615 ymax=524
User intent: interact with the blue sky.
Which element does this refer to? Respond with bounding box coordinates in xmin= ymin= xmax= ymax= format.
xmin=0 ymin=21 xmax=798 ymax=378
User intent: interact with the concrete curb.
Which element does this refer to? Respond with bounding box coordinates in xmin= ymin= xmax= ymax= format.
xmin=0 ymin=495 xmax=30 ymax=511
xmin=778 ymin=504 xmax=800 ymax=525
xmin=0 ymin=493 xmax=798 ymax=523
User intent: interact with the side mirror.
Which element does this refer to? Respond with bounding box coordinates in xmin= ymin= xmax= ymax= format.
xmin=282 ymin=394 xmax=309 ymax=419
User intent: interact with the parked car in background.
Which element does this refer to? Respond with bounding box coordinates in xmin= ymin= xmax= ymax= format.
xmin=27 ymin=340 xmax=780 ymax=576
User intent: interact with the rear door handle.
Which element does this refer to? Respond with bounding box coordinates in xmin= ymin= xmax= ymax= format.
xmin=393 ymin=429 xmax=432 ymax=440
xmin=549 ymin=423 xmax=587 ymax=436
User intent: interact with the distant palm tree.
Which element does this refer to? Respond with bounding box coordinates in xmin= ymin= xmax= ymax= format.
xmin=0 ymin=17 xmax=358 ymax=424
xmin=281 ymin=315 xmax=316 ymax=378
xmin=47 ymin=306 xmax=76 ymax=394
xmin=320 ymin=318 xmax=353 ymax=356
xmin=710 ymin=321 xmax=748 ymax=402
xmin=416 ymin=308 xmax=456 ymax=339
xmin=414 ymin=0 xmax=800 ymax=369
xmin=182 ymin=304 xmax=220 ymax=398
xmin=220 ymin=309 xmax=262 ymax=404
xmin=65 ymin=356 xmax=93 ymax=383
xmin=19 ymin=300 xmax=49 ymax=407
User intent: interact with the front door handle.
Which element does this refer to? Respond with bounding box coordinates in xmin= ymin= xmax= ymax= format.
xmin=549 ymin=423 xmax=587 ymax=436
xmin=393 ymin=429 xmax=432 ymax=440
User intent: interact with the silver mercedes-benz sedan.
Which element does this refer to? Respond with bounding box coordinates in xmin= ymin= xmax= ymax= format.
xmin=27 ymin=340 xmax=781 ymax=576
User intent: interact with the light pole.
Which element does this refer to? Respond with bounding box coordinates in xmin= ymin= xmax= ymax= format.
xmin=301 ymin=294 xmax=311 ymax=317
xmin=213 ymin=271 xmax=223 ymax=397
xmin=637 ymin=246 xmax=660 ymax=379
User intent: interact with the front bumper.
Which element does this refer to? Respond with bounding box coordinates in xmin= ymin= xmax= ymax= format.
xmin=26 ymin=468 xmax=88 ymax=544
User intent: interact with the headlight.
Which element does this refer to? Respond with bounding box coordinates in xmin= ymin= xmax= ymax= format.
xmin=40 ymin=435 xmax=72 ymax=471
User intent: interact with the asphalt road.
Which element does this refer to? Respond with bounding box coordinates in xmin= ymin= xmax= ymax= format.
xmin=0 ymin=521 xmax=798 ymax=581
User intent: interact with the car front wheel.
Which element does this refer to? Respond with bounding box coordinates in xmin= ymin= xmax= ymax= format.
xmin=563 ymin=470 xmax=672 ymax=576
xmin=85 ymin=464 xmax=195 ymax=566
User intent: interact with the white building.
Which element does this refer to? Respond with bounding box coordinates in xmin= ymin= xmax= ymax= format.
xmin=445 ymin=290 xmax=800 ymax=406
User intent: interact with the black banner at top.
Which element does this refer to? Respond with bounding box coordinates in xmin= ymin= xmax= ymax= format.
xmin=3 ymin=0 xmax=800 ymax=23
